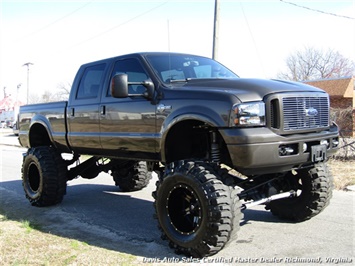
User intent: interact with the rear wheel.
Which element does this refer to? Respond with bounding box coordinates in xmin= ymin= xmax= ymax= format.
xmin=266 ymin=163 xmax=333 ymax=221
xmin=112 ymin=161 xmax=152 ymax=192
xmin=22 ymin=146 xmax=67 ymax=207
xmin=153 ymin=161 xmax=242 ymax=257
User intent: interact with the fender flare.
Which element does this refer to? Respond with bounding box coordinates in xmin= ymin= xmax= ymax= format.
xmin=27 ymin=114 xmax=55 ymax=148
xmin=160 ymin=113 xmax=218 ymax=162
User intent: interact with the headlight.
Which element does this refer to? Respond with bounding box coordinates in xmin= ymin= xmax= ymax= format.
xmin=231 ymin=102 xmax=266 ymax=127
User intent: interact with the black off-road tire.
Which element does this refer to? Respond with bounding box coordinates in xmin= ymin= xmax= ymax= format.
xmin=266 ymin=163 xmax=333 ymax=221
xmin=112 ymin=161 xmax=152 ymax=192
xmin=22 ymin=146 xmax=68 ymax=207
xmin=153 ymin=160 xmax=242 ymax=258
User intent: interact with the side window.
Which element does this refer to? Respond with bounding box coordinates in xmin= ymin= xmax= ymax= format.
xmin=77 ymin=63 xmax=106 ymax=99
xmin=108 ymin=58 xmax=148 ymax=96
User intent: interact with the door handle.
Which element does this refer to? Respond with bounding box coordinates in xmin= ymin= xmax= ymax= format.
xmin=100 ymin=105 xmax=106 ymax=116
xmin=70 ymin=107 xmax=75 ymax=117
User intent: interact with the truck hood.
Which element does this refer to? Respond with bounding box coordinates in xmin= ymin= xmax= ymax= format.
xmin=180 ymin=78 xmax=325 ymax=102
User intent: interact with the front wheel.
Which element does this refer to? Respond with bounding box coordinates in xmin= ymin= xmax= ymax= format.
xmin=22 ymin=146 xmax=68 ymax=207
xmin=266 ymin=163 xmax=333 ymax=221
xmin=153 ymin=161 xmax=242 ymax=258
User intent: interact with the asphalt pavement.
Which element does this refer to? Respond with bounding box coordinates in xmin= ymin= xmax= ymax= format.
xmin=0 ymin=128 xmax=21 ymax=146
xmin=1 ymin=129 xmax=354 ymax=265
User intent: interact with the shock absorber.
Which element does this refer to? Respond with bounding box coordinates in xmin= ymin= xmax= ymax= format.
xmin=210 ymin=130 xmax=221 ymax=163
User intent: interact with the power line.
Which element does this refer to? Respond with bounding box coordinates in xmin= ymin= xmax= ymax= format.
xmin=68 ymin=1 xmax=168 ymax=49
xmin=240 ymin=3 xmax=266 ymax=77
xmin=280 ymin=0 xmax=355 ymax=20
xmin=19 ymin=2 xmax=92 ymax=40
xmin=14 ymin=1 xmax=169 ymax=69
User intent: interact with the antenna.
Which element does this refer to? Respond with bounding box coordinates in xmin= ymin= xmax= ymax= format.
xmin=167 ymin=19 xmax=172 ymax=82
xmin=212 ymin=0 xmax=220 ymax=60
xmin=167 ymin=19 xmax=171 ymax=52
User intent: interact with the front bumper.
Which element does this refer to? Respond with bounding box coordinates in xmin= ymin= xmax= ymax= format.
xmin=220 ymin=124 xmax=339 ymax=175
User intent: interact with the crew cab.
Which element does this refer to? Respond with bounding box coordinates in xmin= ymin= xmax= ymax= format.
xmin=18 ymin=52 xmax=339 ymax=257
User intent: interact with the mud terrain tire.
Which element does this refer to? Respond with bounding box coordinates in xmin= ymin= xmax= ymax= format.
xmin=112 ymin=161 xmax=152 ymax=192
xmin=266 ymin=163 xmax=333 ymax=221
xmin=153 ymin=161 xmax=242 ymax=258
xmin=22 ymin=146 xmax=67 ymax=207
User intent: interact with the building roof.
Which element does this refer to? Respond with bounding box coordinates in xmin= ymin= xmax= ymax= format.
xmin=0 ymin=96 xmax=24 ymax=111
xmin=304 ymin=76 xmax=354 ymax=98
xmin=305 ymin=77 xmax=354 ymax=97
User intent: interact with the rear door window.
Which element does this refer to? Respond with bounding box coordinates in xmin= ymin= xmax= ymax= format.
xmin=77 ymin=63 xmax=106 ymax=99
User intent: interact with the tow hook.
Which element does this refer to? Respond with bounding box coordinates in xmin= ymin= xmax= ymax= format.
xmin=241 ymin=190 xmax=297 ymax=210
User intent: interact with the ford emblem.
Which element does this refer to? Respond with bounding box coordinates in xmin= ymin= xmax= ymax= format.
xmin=305 ymin=107 xmax=318 ymax=117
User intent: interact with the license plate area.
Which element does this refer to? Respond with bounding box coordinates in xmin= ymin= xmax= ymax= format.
xmin=311 ymin=145 xmax=327 ymax=162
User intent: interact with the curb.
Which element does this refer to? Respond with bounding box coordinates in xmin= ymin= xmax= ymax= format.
xmin=0 ymin=132 xmax=22 ymax=147
xmin=1 ymin=143 xmax=22 ymax=148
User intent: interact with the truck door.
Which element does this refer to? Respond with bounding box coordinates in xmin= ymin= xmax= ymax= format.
xmin=67 ymin=63 xmax=107 ymax=154
xmin=99 ymin=58 xmax=157 ymax=159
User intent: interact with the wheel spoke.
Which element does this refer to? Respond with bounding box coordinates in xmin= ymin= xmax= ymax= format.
xmin=167 ymin=185 xmax=202 ymax=234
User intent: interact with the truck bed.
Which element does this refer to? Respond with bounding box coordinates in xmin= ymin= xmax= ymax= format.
xmin=18 ymin=101 xmax=69 ymax=151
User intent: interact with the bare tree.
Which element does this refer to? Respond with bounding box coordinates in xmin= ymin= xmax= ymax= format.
xmin=28 ymin=82 xmax=71 ymax=104
xmin=56 ymin=82 xmax=71 ymax=100
xmin=28 ymin=91 xmax=57 ymax=104
xmin=28 ymin=93 xmax=42 ymax=104
xmin=277 ymin=47 xmax=355 ymax=81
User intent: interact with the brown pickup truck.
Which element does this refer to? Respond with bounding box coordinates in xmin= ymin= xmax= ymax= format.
xmin=18 ymin=52 xmax=339 ymax=257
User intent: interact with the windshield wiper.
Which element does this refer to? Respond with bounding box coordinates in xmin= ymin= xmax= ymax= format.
xmin=169 ymin=78 xmax=192 ymax=83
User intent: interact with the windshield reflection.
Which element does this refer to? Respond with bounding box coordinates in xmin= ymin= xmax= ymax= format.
xmin=146 ymin=54 xmax=238 ymax=83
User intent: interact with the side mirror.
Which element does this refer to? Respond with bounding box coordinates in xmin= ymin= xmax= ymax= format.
xmin=111 ymin=74 xmax=155 ymax=99
xmin=142 ymin=80 xmax=155 ymax=100
xmin=111 ymin=74 xmax=128 ymax=98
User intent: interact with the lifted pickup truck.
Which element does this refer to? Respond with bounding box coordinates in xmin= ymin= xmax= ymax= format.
xmin=19 ymin=52 xmax=339 ymax=257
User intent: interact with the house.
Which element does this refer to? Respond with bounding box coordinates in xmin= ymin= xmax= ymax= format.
xmin=0 ymin=96 xmax=24 ymax=126
xmin=304 ymin=76 xmax=355 ymax=137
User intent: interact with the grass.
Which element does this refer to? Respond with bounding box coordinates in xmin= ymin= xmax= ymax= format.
xmin=328 ymin=158 xmax=355 ymax=190
xmin=0 ymin=214 xmax=142 ymax=266
xmin=329 ymin=137 xmax=355 ymax=190
xmin=20 ymin=220 xmax=41 ymax=233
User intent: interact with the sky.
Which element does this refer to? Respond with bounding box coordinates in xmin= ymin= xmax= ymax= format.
xmin=0 ymin=0 xmax=354 ymax=103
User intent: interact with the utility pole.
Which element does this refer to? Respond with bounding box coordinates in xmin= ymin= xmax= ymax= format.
xmin=23 ymin=62 xmax=33 ymax=104
xmin=212 ymin=0 xmax=220 ymax=60
xmin=16 ymin=84 xmax=22 ymax=104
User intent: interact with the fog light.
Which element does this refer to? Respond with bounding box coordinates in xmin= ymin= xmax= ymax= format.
xmin=320 ymin=139 xmax=329 ymax=148
xmin=279 ymin=145 xmax=294 ymax=156
xmin=332 ymin=138 xmax=339 ymax=148
xmin=303 ymin=143 xmax=307 ymax=152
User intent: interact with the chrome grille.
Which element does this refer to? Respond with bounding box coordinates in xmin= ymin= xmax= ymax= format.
xmin=282 ymin=96 xmax=329 ymax=131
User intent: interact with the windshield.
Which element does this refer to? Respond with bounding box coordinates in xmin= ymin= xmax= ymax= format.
xmin=146 ymin=54 xmax=238 ymax=83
